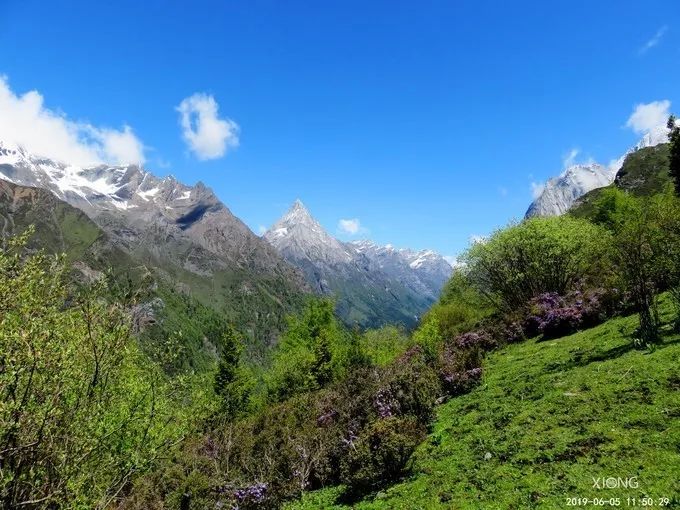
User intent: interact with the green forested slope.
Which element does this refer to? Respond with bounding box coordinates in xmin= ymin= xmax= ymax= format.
xmin=289 ymin=298 xmax=680 ymax=509
xmin=0 ymin=179 xmax=280 ymax=370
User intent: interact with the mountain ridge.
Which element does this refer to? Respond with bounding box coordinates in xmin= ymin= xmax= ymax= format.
xmin=264 ymin=199 xmax=452 ymax=328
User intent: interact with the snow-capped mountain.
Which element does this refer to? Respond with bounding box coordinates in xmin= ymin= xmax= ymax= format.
xmin=264 ymin=199 xmax=354 ymax=267
xmin=1 ymin=140 xmax=212 ymax=227
xmin=525 ymin=126 xmax=671 ymax=218
xmin=264 ymin=200 xmax=452 ymax=327
xmin=350 ymin=240 xmax=452 ymax=301
xmin=525 ymin=163 xmax=615 ymax=217
xmin=0 ymin=140 xmax=293 ymax=269
xmin=0 ymin=140 xmax=308 ymax=345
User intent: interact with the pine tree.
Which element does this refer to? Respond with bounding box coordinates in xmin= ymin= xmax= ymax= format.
xmin=214 ymin=325 xmax=249 ymax=418
xmin=309 ymin=330 xmax=333 ymax=388
xmin=667 ymin=115 xmax=680 ymax=196
xmin=346 ymin=326 xmax=370 ymax=368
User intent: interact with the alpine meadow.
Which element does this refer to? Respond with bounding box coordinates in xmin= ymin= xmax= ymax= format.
xmin=1 ymin=2 xmax=680 ymax=509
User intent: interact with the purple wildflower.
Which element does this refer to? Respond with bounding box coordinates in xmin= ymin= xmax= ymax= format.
xmin=374 ymin=388 xmax=399 ymax=419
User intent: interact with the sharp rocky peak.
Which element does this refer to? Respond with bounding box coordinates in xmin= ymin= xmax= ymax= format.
xmin=264 ymin=199 xmax=353 ymax=264
xmin=281 ymin=199 xmax=315 ymax=223
xmin=263 ymin=201 xmax=453 ymax=326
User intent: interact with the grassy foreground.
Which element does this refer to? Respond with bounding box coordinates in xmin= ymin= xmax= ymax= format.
xmin=288 ymin=300 xmax=680 ymax=509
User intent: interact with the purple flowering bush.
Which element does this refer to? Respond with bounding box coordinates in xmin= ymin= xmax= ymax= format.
xmin=524 ymin=288 xmax=620 ymax=340
xmin=232 ymin=482 xmax=268 ymax=508
xmin=374 ymin=388 xmax=400 ymax=419
xmin=455 ymin=330 xmax=496 ymax=350
xmin=129 ymin=320 xmax=491 ymax=508
xmin=438 ymin=337 xmax=484 ymax=396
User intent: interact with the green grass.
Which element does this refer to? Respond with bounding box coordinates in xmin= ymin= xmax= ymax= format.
xmin=287 ymin=299 xmax=680 ymax=509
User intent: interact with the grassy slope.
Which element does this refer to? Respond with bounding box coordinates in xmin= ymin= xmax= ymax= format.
xmin=289 ymin=298 xmax=680 ymax=509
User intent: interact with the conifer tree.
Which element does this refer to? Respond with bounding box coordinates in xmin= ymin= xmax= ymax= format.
xmin=214 ymin=325 xmax=249 ymax=418
xmin=667 ymin=115 xmax=680 ymax=196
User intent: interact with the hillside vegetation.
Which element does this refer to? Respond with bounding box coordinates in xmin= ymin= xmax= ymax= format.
xmin=289 ymin=297 xmax=680 ymax=508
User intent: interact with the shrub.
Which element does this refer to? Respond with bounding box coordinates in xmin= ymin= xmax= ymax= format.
xmin=484 ymin=319 xmax=525 ymax=345
xmin=0 ymin=230 xmax=188 ymax=508
xmin=462 ymin=216 xmax=613 ymax=312
xmin=339 ymin=417 xmax=426 ymax=495
xmin=415 ymin=271 xmax=493 ymax=351
xmin=359 ymin=325 xmax=411 ymax=366
xmin=438 ymin=340 xmax=484 ymax=396
xmin=386 ymin=348 xmax=441 ymax=423
xmin=592 ymin=190 xmax=680 ymax=346
xmin=455 ymin=330 xmax=496 ymax=350
xmin=524 ymin=288 xmax=620 ymax=340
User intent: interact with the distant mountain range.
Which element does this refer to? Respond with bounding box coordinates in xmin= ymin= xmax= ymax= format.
xmin=264 ymin=200 xmax=452 ymax=328
xmin=525 ymin=125 xmax=671 ymax=218
xmin=0 ymin=141 xmax=452 ymax=337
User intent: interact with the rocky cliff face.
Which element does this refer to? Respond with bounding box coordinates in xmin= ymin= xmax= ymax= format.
xmin=525 ymin=163 xmax=615 ymax=218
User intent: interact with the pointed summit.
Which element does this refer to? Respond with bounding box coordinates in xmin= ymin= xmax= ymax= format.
xmin=264 ymin=199 xmax=352 ymax=264
xmin=281 ymin=198 xmax=315 ymax=223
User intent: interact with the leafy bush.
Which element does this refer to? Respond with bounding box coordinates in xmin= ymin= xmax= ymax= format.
xmin=415 ymin=272 xmax=492 ymax=354
xmin=385 ymin=346 xmax=441 ymax=423
xmin=462 ymin=216 xmax=613 ymax=311
xmin=0 ymin=230 xmax=195 ymax=508
xmin=359 ymin=325 xmax=411 ymax=366
xmin=591 ymin=189 xmax=680 ymax=346
xmin=339 ymin=416 xmax=426 ymax=495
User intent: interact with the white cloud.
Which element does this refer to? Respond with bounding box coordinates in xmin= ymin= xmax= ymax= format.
xmin=0 ymin=76 xmax=145 ymax=166
xmin=94 ymin=125 xmax=146 ymax=166
xmin=625 ymin=100 xmax=671 ymax=134
xmin=338 ymin=218 xmax=362 ymax=235
xmin=257 ymin=225 xmax=267 ymax=235
xmin=638 ymin=25 xmax=668 ymax=55
xmin=177 ymin=93 xmax=239 ymax=160
xmin=530 ymin=181 xmax=545 ymax=199
xmin=562 ymin=147 xmax=580 ymax=168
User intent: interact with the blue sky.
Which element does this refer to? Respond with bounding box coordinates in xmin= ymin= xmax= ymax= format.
xmin=1 ymin=0 xmax=679 ymax=260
